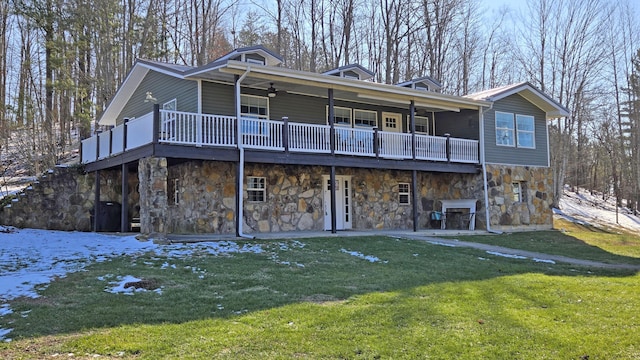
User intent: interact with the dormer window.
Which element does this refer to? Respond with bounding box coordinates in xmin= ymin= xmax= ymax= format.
xmin=396 ymin=76 xmax=442 ymax=92
xmin=323 ymin=64 xmax=374 ymax=81
xmin=245 ymin=57 xmax=265 ymax=65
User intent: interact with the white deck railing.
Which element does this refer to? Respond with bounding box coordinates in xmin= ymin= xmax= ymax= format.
xmin=288 ymin=122 xmax=331 ymax=153
xmin=449 ymin=138 xmax=479 ymax=163
xmin=80 ymin=110 xmax=480 ymax=165
xmin=241 ymin=117 xmax=284 ymax=150
xmin=335 ymin=127 xmax=375 ymax=156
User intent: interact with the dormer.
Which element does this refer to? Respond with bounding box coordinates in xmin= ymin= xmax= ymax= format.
xmin=396 ymin=76 xmax=442 ymax=92
xmin=323 ymin=64 xmax=374 ymax=81
xmin=215 ymin=45 xmax=283 ymax=67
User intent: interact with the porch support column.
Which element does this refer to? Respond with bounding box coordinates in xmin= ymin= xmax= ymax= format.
xmin=412 ymin=170 xmax=418 ymax=232
xmin=121 ymin=163 xmax=129 ymax=232
xmin=328 ymin=88 xmax=337 ymax=233
xmin=410 ymin=101 xmax=418 ymax=231
xmin=93 ymin=170 xmax=100 ymax=232
xmin=410 ymin=100 xmax=416 ymax=160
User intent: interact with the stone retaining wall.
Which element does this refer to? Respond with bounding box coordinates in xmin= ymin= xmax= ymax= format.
xmin=0 ymin=165 xmax=139 ymax=231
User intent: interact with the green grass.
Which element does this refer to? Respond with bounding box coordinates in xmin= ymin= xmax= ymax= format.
xmin=447 ymin=218 xmax=640 ymax=265
xmin=1 ymin=234 xmax=639 ymax=359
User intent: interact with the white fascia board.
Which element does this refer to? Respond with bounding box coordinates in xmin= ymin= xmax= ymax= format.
xmin=98 ymin=66 xmax=150 ymax=126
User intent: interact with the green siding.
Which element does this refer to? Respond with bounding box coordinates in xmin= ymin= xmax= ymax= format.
xmin=118 ymin=71 xmax=197 ymax=124
xmin=484 ymin=93 xmax=549 ymax=166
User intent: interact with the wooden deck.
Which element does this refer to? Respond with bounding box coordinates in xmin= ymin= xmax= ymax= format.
xmin=81 ymin=109 xmax=481 ymax=173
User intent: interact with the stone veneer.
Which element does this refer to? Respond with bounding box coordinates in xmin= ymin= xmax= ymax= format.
xmin=161 ymin=160 xmax=489 ymax=233
xmin=138 ymin=157 xmax=168 ymax=236
xmin=0 ymin=165 xmax=139 ymax=231
xmin=0 ymin=158 xmax=554 ymax=234
xmin=485 ymin=164 xmax=554 ymax=231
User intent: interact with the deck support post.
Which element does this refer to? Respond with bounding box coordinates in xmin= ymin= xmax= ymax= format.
xmin=412 ymin=169 xmax=418 ymax=232
xmin=328 ymin=89 xmax=337 ymax=233
xmin=410 ymin=101 xmax=416 ymax=160
xmin=152 ymin=104 xmax=160 ymax=145
xmin=93 ymin=170 xmax=100 ymax=232
xmin=121 ymin=163 xmax=129 ymax=232
xmin=330 ymin=165 xmax=337 ymax=234
xmin=282 ymin=117 xmax=289 ymax=153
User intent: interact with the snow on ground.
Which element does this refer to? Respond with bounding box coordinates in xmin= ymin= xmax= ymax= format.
xmin=555 ymin=185 xmax=640 ymax=232
xmin=0 ymin=185 xmax=639 ymax=341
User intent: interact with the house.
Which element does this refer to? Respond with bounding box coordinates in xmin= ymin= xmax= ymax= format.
xmin=78 ymin=45 xmax=569 ymax=236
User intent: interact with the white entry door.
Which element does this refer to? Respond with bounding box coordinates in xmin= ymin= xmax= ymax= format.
xmin=381 ymin=112 xmax=402 ymax=133
xmin=323 ymin=175 xmax=352 ymax=230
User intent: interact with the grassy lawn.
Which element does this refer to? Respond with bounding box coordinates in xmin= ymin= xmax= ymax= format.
xmin=1 ymin=234 xmax=639 ymax=359
xmin=447 ymin=218 xmax=640 ymax=265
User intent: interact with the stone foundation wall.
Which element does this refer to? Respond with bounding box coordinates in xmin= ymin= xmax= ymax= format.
xmin=165 ymin=160 xmax=236 ymax=234
xmin=0 ymin=165 xmax=139 ymax=231
xmin=163 ymin=160 xmax=487 ymax=233
xmin=485 ymin=164 xmax=554 ymax=231
xmin=138 ymin=157 xmax=168 ymax=235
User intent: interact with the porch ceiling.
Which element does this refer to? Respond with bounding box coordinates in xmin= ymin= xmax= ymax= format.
xmin=187 ymin=61 xmax=490 ymax=114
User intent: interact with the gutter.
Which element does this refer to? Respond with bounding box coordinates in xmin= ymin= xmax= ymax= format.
xmin=235 ymin=67 xmax=255 ymax=240
xmin=480 ymin=103 xmax=502 ymax=234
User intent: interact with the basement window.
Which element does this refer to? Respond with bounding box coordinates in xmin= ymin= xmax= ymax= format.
xmin=399 ymin=183 xmax=410 ymax=205
xmin=169 ymin=178 xmax=180 ymax=205
xmin=512 ymin=182 xmax=527 ymax=203
xmin=247 ymin=177 xmax=266 ymax=202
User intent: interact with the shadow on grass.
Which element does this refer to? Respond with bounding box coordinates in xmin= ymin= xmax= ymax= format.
xmin=2 ymin=234 xmax=638 ymax=341
xmin=450 ymin=219 xmax=640 ymax=265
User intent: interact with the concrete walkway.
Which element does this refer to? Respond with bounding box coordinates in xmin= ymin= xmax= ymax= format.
xmin=399 ymin=234 xmax=640 ymax=271
xmin=166 ymin=230 xmax=640 ymax=271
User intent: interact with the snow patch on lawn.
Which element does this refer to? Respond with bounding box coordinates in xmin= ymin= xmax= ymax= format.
xmin=486 ymin=251 xmax=527 ymax=260
xmin=340 ymin=248 xmax=385 ymax=263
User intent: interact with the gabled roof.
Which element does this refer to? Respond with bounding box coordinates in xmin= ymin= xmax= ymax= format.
xmin=323 ymin=64 xmax=375 ymax=81
xmin=208 ymin=45 xmax=283 ymax=66
xmin=466 ymin=82 xmax=570 ymax=118
xmin=99 ymin=59 xmax=193 ymax=126
xmin=396 ymin=76 xmax=442 ymax=91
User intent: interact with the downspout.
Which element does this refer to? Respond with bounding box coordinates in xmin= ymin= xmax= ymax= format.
xmin=235 ymin=67 xmax=255 ymax=239
xmin=480 ymin=103 xmax=502 ymax=234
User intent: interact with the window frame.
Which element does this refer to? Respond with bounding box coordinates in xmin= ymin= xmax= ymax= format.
xmin=398 ymin=183 xmax=410 ymax=205
xmin=511 ymin=181 xmax=528 ymax=203
xmin=240 ymin=94 xmax=269 ymax=120
xmin=327 ymin=106 xmax=353 ymax=127
xmin=354 ymin=109 xmax=377 ymax=128
xmin=408 ymin=115 xmax=431 ymax=134
xmin=247 ymin=176 xmax=266 ymax=202
xmin=495 ymin=111 xmax=515 ymax=147
xmin=516 ymin=114 xmax=535 ymax=149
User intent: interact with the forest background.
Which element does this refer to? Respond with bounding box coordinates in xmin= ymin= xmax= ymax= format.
xmin=1 ymin=0 xmax=640 ymax=211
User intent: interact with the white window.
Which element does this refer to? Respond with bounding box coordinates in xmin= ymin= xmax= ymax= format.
xmin=512 ymin=182 xmax=527 ymax=202
xmin=162 ymin=99 xmax=178 ymax=140
xmin=169 ymin=178 xmax=180 ymax=205
xmin=495 ymin=112 xmax=515 ymax=146
xmin=241 ymin=95 xmax=268 ymax=119
xmin=414 ymin=115 xmax=430 ymax=134
xmin=163 ymin=98 xmax=177 ymax=111
xmin=241 ymin=95 xmax=269 ymax=135
xmin=516 ymin=115 xmax=535 ymax=148
xmin=328 ymin=106 xmax=352 ymax=126
xmin=245 ymin=57 xmax=265 ymax=65
xmin=247 ymin=177 xmax=266 ymax=202
xmin=354 ymin=109 xmax=377 ymax=127
xmin=398 ymin=183 xmax=410 ymax=205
